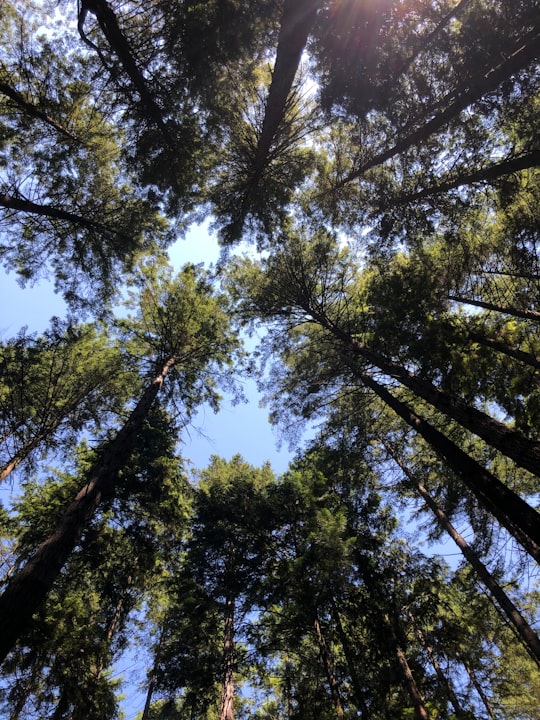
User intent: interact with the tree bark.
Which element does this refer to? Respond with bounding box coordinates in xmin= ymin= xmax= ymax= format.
xmin=140 ymin=674 xmax=157 ymax=720
xmin=412 ymin=621 xmax=466 ymax=718
xmin=0 ymin=356 xmax=175 ymax=662
xmin=469 ymin=332 xmax=540 ymax=371
xmin=0 ymin=192 xmax=132 ymax=243
xmin=385 ymin=444 xmax=540 ymax=667
xmin=219 ymin=596 xmax=236 ymax=720
xmin=0 ymin=418 xmax=64 ymax=483
xmin=382 ymin=614 xmax=429 ymax=720
xmin=78 ymin=0 xmax=173 ymax=145
xmin=396 ymin=149 xmax=540 ymax=205
xmin=314 ymin=611 xmax=345 ymax=718
xmin=0 ymin=81 xmax=81 ymax=142
xmin=448 ymin=295 xmax=540 ymax=322
xmin=332 ymin=29 xmax=540 ymax=190
xmin=389 ymin=0 xmax=472 ymax=86
xmin=358 ymin=371 xmax=540 ymax=563
xmin=307 ymin=303 xmax=540 ymax=478
xmin=461 ymin=659 xmax=496 ymax=720
xmin=338 ymin=336 xmax=540 ymax=480
xmin=252 ymin=0 xmax=319 ymax=178
xmin=331 ymin=596 xmax=371 ymax=718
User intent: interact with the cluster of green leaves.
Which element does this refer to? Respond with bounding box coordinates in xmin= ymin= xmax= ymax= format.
xmin=1 ymin=0 xmax=539 ymax=717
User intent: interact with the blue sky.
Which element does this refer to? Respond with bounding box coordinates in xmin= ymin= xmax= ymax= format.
xmin=0 ymin=221 xmax=294 ymax=477
xmin=0 ymin=221 xmax=295 ymax=719
xmin=0 ymin=223 xmax=466 ymax=719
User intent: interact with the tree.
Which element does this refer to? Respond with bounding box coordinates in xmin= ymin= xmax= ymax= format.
xmin=0 ymin=1 xmax=170 ymax=310
xmin=3 ymin=1 xmax=540 ymax=714
xmin=0 ymin=402 xmax=191 ymax=719
xmin=0 ymin=321 xmax=132 ymax=483
xmin=144 ymin=455 xmax=276 ymax=719
xmin=0 ymin=263 xmax=241 ymax=660
xmin=227 ymin=230 xmax=540 ymax=561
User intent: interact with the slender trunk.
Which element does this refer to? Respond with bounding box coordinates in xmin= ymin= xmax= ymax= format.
xmin=407 ymin=612 xmax=467 ymax=718
xmin=395 ymin=644 xmax=430 ymax=720
xmin=219 ymin=596 xmax=235 ymax=720
xmin=0 ymin=81 xmax=81 ymax=142
xmin=333 ymin=29 xmax=540 ymax=190
xmin=382 ymin=614 xmax=429 ymax=720
xmin=0 ymin=192 xmax=132 ymax=244
xmin=310 ymin=303 xmax=540 ymax=477
xmin=9 ymin=672 xmax=39 ymax=720
xmin=1 ymin=445 xmax=37 ymax=483
xmin=51 ymin=689 xmax=70 ymax=720
xmin=0 ymin=418 xmax=64 ymax=483
xmin=141 ymin=676 xmax=157 ymax=720
xmin=397 ymin=149 xmax=540 ymax=204
xmin=330 ymin=596 xmax=371 ymax=718
xmin=141 ymin=624 xmax=166 ymax=720
xmin=481 ymin=269 xmax=540 ymax=282
xmin=470 ymin=333 xmax=540 ymax=371
xmin=78 ymin=0 xmax=173 ymax=145
xmin=93 ymin=575 xmax=133 ymax=681
xmin=386 ymin=446 xmax=540 ymax=666
xmin=461 ymin=660 xmax=496 ymax=720
xmin=449 ymin=295 xmax=540 ymax=322
xmin=313 ymin=611 xmax=345 ymax=718
xmin=0 ymin=357 xmax=174 ymax=662
xmin=284 ymin=647 xmax=293 ymax=720
xmin=391 ymin=0 xmax=472 ymax=83
xmin=358 ymin=372 xmax=540 ymax=562
xmin=252 ymin=0 xmax=319 ymax=176
xmin=336 ymin=334 xmax=540 ymax=479
xmin=225 ymin=0 xmax=319 ymax=241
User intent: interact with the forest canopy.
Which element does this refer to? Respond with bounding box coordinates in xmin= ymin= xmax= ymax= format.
xmin=0 ymin=1 xmax=539 ymax=718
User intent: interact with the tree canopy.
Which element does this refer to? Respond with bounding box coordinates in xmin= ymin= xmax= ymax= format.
xmin=1 ymin=0 xmax=539 ymax=717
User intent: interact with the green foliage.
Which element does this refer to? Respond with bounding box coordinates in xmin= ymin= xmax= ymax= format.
xmin=0 ymin=320 xmax=134 ymax=481
xmin=2 ymin=1 xmax=540 ymax=717
xmin=120 ymin=261 xmax=244 ymax=417
xmin=0 ymin=1 xmax=170 ymax=311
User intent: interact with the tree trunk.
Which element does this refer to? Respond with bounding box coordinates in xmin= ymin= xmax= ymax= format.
xmin=219 ymin=596 xmax=236 ymax=720
xmin=0 ymin=192 xmax=131 ymax=244
xmin=461 ymin=659 xmax=496 ymax=720
xmin=386 ymin=446 xmax=540 ymax=667
xmin=448 ymin=294 xmax=540 ymax=322
xmin=358 ymin=372 xmax=540 ymax=562
xmin=309 ymin=303 xmax=540 ymax=478
xmin=331 ymin=596 xmax=371 ymax=718
xmin=77 ymin=0 xmax=173 ymax=145
xmin=406 ymin=611 xmax=468 ymax=718
xmin=0 ymin=418 xmax=64 ymax=483
xmin=333 ymin=29 xmax=540 ymax=190
xmin=0 ymin=357 xmax=175 ymax=662
xmin=469 ymin=332 xmax=540 ymax=371
xmin=0 ymin=81 xmax=81 ymax=142
xmin=8 ymin=672 xmax=39 ymax=720
xmin=337 ymin=335 xmax=540 ymax=479
xmin=141 ymin=676 xmax=157 ymax=720
xmin=382 ymin=614 xmax=429 ymax=720
xmin=252 ymin=0 xmax=319 ymax=177
xmin=314 ymin=611 xmax=345 ymax=718
xmin=395 ymin=644 xmax=430 ymax=720
xmin=141 ymin=624 xmax=167 ymax=720
xmin=397 ymin=149 xmax=540 ymax=205
xmin=391 ymin=0 xmax=472 ymax=84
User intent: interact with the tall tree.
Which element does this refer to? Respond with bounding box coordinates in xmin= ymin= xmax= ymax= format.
xmin=227 ymin=230 xmax=540 ymax=560
xmin=0 ymin=263 xmax=241 ymax=660
xmin=144 ymin=455 xmax=275 ymax=718
xmin=0 ymin=321 xmax=131 ymax=483
xmin=0 ymin=1 xmax=170 ymax=310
